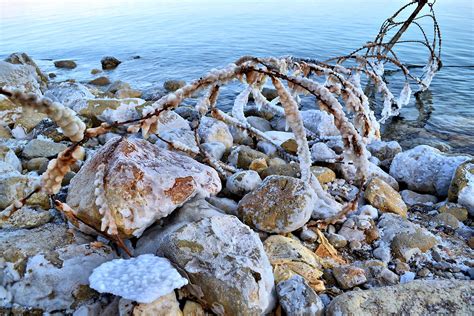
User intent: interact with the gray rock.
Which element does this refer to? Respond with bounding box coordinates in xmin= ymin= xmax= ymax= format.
xmin=261 ymin=162 xmax=301 ymax=179
xmin=389 ymin=145 xmax=471 ymax=196
xmin=277 ymin=275 xmax=324 ymax=316
xmin=22 ymin=139 xmax=67 ymax=159
xmin=53 ymin=60 xmax=77 ymax=69
xmin=433 ymin=212 xmax=459 ymax=229
xmin=327 ymin=233 xmax=348 ymax=249
xmin=157 ymin=215 xmax=275 ymax=315
xmin=206 ymin=196 xmax=238 ymax=216
xmin=226 ymin=170 xmax=262 ymax=196
xmin=101 ymin=56 xmax=121 ymax=70
xmin=238 ymin=175 xmax=316 ymax=233
xmin=0 ymin=146 xmax=21 ymax=172
xmin=326 ymin=280 xmax=474 ymax=316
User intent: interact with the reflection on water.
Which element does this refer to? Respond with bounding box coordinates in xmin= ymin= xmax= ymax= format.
xmin=0 ymin=0 xmax=473 ymax=153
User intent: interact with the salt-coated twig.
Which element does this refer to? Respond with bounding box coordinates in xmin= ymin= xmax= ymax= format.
xmin=0 ymin=87 xmax=86 ymax=142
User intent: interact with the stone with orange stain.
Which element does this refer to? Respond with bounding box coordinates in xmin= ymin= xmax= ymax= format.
xmin=66 ymin=137 xmax=221 ymax=238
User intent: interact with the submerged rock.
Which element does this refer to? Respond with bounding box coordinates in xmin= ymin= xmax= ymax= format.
xmin=101 ymin=56 xmax=121 ymax=70
xmin=66 ymin=137 xmax=221 ymax=238
xmin=389 ymin=145 xmax=471 ymax=196
xmin=89 ymin=76 xmax=111 ymax=86
xmin=326 ymin=280 xmax=474 ymax=315
xmin=238 ymin=175 xmax=316 ymax=233
xmin=158 ymin=215 xmax=275 ymax=315
xmin=53 ymin=60 xmax=77 ymax=69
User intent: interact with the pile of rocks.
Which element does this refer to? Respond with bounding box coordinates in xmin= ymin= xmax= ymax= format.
xmin=0 ymin=53 xmax=473 ymax=315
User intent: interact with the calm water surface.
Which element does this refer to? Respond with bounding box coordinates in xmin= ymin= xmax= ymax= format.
xmin=1 ymin=0 xmax=473 ymax=153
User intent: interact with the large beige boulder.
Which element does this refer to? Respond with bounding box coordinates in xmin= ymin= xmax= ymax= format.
xmin=66 ymin=137 xmax=221 ymax=238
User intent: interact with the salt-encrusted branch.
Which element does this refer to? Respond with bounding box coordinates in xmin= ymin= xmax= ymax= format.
xmin=94 ymin=163 xmax=118 ymax=236
xmin=42 ymin=145 xmax=85 ymax=195
xmin=0 ymin=87 xmax=86 ymax=142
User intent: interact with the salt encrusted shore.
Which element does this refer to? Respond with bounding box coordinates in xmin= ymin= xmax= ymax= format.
xmin=0 ymin=52 xmax=473 ymax=315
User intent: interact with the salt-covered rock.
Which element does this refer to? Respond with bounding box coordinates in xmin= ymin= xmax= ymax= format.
xmin=263 ymin=235 xmax=324 ymax=291
xmin=276 ymin=275 xmax=324 ymax=316
xmin=389 ymin=145 xmax=471 ymax=196
xmin=247 ymin=116 xmax=272 ymax=132
xmin=261 ymin=162 xmax=301 ymax=179
xmin=438 ymin=202 xmax=468 ymax=221
xmin=44 ymin=82 xmax=95 ymax=112
xmin=107 ymin=80 xmax=131 ymax=94
xmin=1 ymin=232 xmax=114 ymax=313
xmin=0 ymin=146 xmax=21 ymax=172
xmin=311 ymin=166 xmax=336 ymax=184
xmin=197 ymin=116 xmax=233 ymax=150
xmin=206 ymin=196 xmax=238 ymax=216
xmin=238 ymin=175 xmax=315 ymax=233
xmin=400 ymin=190 xmax=438 ymax=206
xmin=66 ymin=137 xmax=221 ymax=238
xmin=332 ymin=265 xmax=367 ymax=289
xmin=364 ymin=178 xmax=407 ymax=217
xmin=0 ymin=165 xmax=49 ymax=209
xmin=228 ymin=145 xmax=269 ymax=169
xmin=127 ymin=292 xmax=183 ymax=316
xmin=338 ymin=160 xmax=399 ymax=190
xmin=337 ymin=215 xmax=378 ymax=245
xmin=448 ymin=161 xmax=474 ymax=215
xmin=158 ymin=215 xmax=275 ymax=315
xmin=0 ymin=61 xmax=42 ymax=95
xmin=367 ymin=140 xmax=402 ymax=169
xmin=300 ymin=110 xmax=340 ymax=137
xmin=89 ymin=254 xmax=188 ymax=303
xmin=311 ymin=142 xmax=339 ymax=162
xmin=80 ymin=98 xmax=145 ymax=120
xmin=226 ymin=170 xmax=262 ymax=196
xmin=200 ymin=142 xmax=226 ymax=160
xmin=5 ymin=52 xmax=48 ymax=88
xmin=326 ymin=280 xmax=474 ymax=316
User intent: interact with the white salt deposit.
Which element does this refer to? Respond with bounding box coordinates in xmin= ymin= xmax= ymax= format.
xmin=89 ymin=254 xmax=188 ymax=303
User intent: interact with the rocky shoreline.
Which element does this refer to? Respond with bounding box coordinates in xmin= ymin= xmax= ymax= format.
xmin=0 ymin=53 xmax=473 ymax=315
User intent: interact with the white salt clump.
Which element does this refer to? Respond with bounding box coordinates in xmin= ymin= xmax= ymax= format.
xmin=89 ymin=254 xmax=188 ymax=303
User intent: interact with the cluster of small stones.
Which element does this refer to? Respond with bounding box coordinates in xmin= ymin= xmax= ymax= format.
xmin=0 ymin=53 xmax=472 ymax=315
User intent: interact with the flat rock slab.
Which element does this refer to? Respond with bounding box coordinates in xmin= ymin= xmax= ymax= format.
xmin=327 ymin=280 xmax=474 ymax=316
